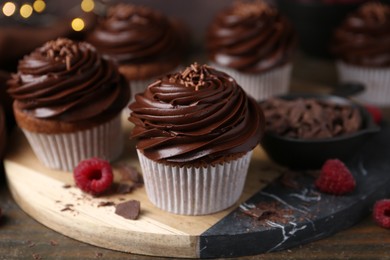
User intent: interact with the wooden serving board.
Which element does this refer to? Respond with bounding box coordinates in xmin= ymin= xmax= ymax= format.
xmin=4 ymin=114 xmax=390 ymax=258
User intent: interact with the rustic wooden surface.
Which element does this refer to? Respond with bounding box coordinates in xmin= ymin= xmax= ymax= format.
xmin=1 ymin=53 xmax=390 ymax=259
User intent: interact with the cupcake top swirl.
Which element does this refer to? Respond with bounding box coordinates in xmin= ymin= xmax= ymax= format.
xmin=207 ymin=1 xmax=296 ymax=73
xmin=8 ymin=38 xmax=129 ymax=123
xmin=332 ymin=2 xmax=390 ymax=67
xmin=86 ymin=4 xmax=183 ymax=65
xmin=129 ymin=63 xmax=264 ymax=165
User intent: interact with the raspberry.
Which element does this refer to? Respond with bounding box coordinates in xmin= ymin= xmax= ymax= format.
xmin=364 ymin=104 xmax=383 ymax=125
xmin=315 ymin=159 xmax=356 ymax=195
xmin=73 ymin=158 xmax=113 ymax=196
xmin=373 ymin=199 xmax=390 ymax=229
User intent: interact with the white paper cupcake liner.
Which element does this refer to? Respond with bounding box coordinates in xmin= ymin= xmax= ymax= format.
xmin=22 ymin=115 xmax=123 ymax=172
xmin=211 ymin=63 xmax=292 ymax=102
xmin=137 ymin=150 xmax=253 ymax=215
xmin=337 ymin=61 xmax=390 ymax=107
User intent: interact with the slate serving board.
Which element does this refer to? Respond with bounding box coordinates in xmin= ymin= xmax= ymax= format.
xmin=4 ymin=116 xmax=390 ymax=258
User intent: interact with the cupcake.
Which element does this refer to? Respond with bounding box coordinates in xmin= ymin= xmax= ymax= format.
xmin=129 ymin=63 xmax=264 ymax=215
xmin=0 ymin=104 xmax=6 ymax=162
xmin=206 ymin=0 xmax=296 ymax=102
xmin=7 ymin=38 xmax=130 ymax=171
xmin=86 ymin=3 xmax=186 ymax=100
xmin=332 ymin=2 xmax=390 ymax=107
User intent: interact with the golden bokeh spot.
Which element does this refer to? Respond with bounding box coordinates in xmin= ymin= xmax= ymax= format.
xmin=2 ymin=2 xmax=16 ymax=17
xmin=33 ymin=0 xmax=46 ymax=13
xmin=20 ymin=3 xmax=33 ymax=18
xmin=71 ymin=18 xmax=85 ymax=31
xmin=81 ymin=0 xmax=94 ymax=12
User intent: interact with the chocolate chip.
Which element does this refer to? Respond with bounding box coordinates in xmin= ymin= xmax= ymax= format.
xmin=115 ymin=200 xmax=141 ymax=220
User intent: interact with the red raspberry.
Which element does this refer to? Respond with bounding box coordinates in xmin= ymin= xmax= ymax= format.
xmin=315 ymin=159 xmax=356 ymax=195
xmin=73 ymin=158 xmax=113 ymax=196
xmin=364 ymin=104 xmax=383 ymax=125
xmin=373 ymin=199 xmax=390 ymax=229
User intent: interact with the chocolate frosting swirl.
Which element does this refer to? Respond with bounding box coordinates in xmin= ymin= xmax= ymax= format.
xmin=332 ymin=2 xmax=390 ymax=67
xmin=129 ymin=64 xmax=264 ymax=165
xmin=7 ymin=38 xmax=129 ymax=123
xmin=207 ymin=1 xmax=296 ymax=73
xmin=86 ymin=4 xmax=183 ymax=65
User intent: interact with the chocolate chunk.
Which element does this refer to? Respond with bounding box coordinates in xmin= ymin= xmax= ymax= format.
xmin=115 ymin=200 xmax=141 ymax=220
xmin=116 ymin=183 xmax=135 ymax=194
xmin=116 ymin=163 xmax=143 ymax=184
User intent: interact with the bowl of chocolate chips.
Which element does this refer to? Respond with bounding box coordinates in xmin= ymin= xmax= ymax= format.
xmin=259 ymin=93 xmax=380 ymax=170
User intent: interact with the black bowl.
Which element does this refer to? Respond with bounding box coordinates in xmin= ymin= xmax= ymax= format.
xmin=260 ymin=93 xmax=380 ymax=170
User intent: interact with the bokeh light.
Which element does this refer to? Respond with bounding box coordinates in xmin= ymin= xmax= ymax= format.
xmin=81 ymin=0 xmax=95 ymax=12
xmin=33 ymin=0 xmax=46 ymax=13
xmin=2 ymin=2 xmax=16 ymax=17
xmin=71 ymin=17 xmax=85 ymax=31
xmin=20 ymin=3 xmax=33 ymax=18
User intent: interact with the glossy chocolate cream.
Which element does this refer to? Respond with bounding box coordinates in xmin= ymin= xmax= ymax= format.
xmin=206 ymin=1 xmax=296 ymax=73
xmin=8 ymin=38 xmax=129 ymax=124
xmin=86 ymin=3 xmax=183 ymax=66
xmin=332 ymin=2 xmax=390 ymax=67
xmin=129 ymin=64 xmax=264 ymax=165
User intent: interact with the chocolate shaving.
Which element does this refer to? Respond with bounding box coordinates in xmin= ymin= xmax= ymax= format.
xmin=280 ymin=171 xmax=301 ymax=190
xmin=232 ymin=0 xmax=276 ymax=17
xmin=116 ymin=163 xmax=143 ymax=184
xmin=261 ymin=98 xmax=362 ymax=139
xmin=62 ymin=184 xmax=71 ymax=189
xmin=241 ymin=207 xmax=275 ymax=220
xmin=116 ymin=183 xmax=135 ymax=194
xmin=97 ymin=201 xmax=116 ymax=207
xmin=169 ymin=63 xmax=212 ymax=91
xmin=32 ymin=254 xmax=41 ymax=260
xmin=115 ymin=200 xmax=141 ymax=220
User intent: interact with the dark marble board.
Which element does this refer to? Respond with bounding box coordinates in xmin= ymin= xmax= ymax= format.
xmin=199 ymin=122 xmax=390 ymax=258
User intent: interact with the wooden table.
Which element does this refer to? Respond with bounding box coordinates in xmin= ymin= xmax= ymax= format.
xmin=1 ymin=53 xmax=390 ymax=259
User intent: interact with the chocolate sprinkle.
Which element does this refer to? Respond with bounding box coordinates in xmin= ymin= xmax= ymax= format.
xmin=115 ymin=200 xmax=141 ymax=220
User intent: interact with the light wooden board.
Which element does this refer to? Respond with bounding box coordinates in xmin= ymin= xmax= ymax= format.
xmin=4 ymin=113 xmax=280 ymax=258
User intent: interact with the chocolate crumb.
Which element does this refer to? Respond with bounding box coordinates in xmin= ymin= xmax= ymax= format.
xmin=32 ymin=253 xmax=41 ymax=260
xmin=95 ymin=252 xmax=103 ymax=258
xmin=240 ymin=201 xmax=293 ymax=225
xmin=50 ymin=240 xmax=58 ymax=246
xmin=115 ymin=200 xmax=141 ymax=220
xmin=97 ymin=201 xmax=115 ymax=207
xmin=27 ymin=240 xmax=36 ymax=248
xmin=280 ymin=171 xmax=301 ymax=189
xmin=62 ymin=184 xmax=71 ymax=189
xmin=241 ymin=207 xmax=274 ymax=220
xmin=116 ymin=163 xmax=143 ymax=184
xmin=60 ymin=207 xmax=73 ymax=212
xmin=116 ymin=183 xmax=135 ymax=194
